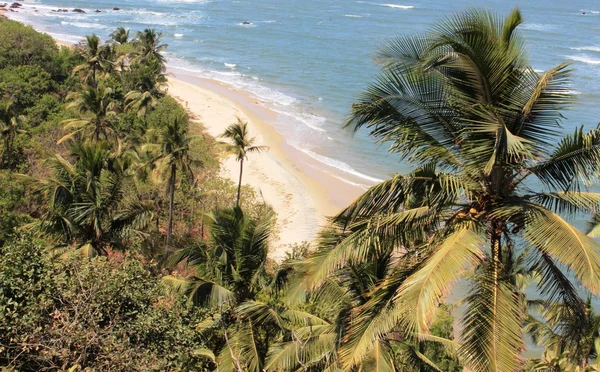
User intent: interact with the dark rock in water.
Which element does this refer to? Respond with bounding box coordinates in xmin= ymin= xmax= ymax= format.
xmin=10 ymin=3 xmax=22 ymax=8
xmin=0 ymin=4 xmax=6 ymax=7
xmin=113 ymin=7 xmax=120 ymax=11
xmin=72 ymin=8 xmax=85 ymax=13
xmin=242 ymin=21 xmax=251 ymax=25
xmin=94 ymin=9 xmax=101 ymax=12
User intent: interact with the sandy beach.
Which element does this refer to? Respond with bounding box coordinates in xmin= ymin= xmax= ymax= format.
xmin=167 ymin=74 xmax=362 ymax=260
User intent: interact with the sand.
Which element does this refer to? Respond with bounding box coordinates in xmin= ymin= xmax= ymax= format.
xmin=167 ymin=75 xmax=363 ymax=260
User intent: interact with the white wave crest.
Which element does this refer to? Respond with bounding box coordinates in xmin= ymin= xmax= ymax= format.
xmin=567 ymin=55 xmax=600 ymax=65
xmin=344 ymin=14 xmax=364 ymax=18
xmin=299 ymin=149 xmax=384 ymax=184
xmin=570 ymin=46 xmax=600 ymax=52
xmin=60 ymin=21 xmax=108 ymax=29
xmin=521 ymin=23 xmax=555 ymax=31
xmin=380 ymin=4 xmax=414 ymax=9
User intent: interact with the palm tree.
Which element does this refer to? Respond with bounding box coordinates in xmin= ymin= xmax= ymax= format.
xmin=72 ymin=34 xmax=113 ymax=85
xmin=132 ymin=29 xmax=168 ymax=70
xmin=124 ymin=59 xmax=167 ymax=118
xmin=24 ymin=141 xmax=152 ymax=258
xmin=110 ymin=27 xmax=130 ymax=45
xmin=143 ymin=114 xmax=200 ymax=247
xmin=165 ymin=206 xmax=278 ymax=370
xmin=60 ymin=83 xmax=117 ymax=143
xmin=0 ymin=101 xmax=26 ymax=171
xmin=268 ymin=221 xmax=460 ymax=371
xmin=525 ymin=299 xmax=600 ymax=369
xmin=221 ymin=118 xmax=268 ymax=206
xmin=301 ymin=8 xmax=600 ymax=371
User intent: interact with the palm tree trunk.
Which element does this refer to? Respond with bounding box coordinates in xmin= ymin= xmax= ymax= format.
xmin=490 ymin=224 xmax=501 ymax=368
xmin=236 ymin=158 xmax=244 ymax=206
xmin=167 ymin=163 xmax=176 ymax=248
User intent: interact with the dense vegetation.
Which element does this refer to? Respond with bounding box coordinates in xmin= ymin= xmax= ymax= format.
xmin=2 ymin=7 xmax=600 ymax=371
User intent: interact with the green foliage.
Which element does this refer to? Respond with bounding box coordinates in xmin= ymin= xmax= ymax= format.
xmin=0 ymin=19 xmax=58 ymax=71
xmin=0 ymin=65 xmax=53 ymax=111
xmin=0 ymin=172 xmax=31 ymax=244
xmin=424 ymin=306 xmax=462 ymax=372
xmin=0 ymin=233 xmax=211 ymax=371
xmin=28 ymin=141 xmax=153 ymax=257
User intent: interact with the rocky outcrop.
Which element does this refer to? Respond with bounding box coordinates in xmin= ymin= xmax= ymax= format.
xmin=72 ymin=8 xmax=85 ymax=13
xmin=113 ymin=7 xmax=120 ymax=11
xmin=10 ymin=3 xmax=22 ymax=8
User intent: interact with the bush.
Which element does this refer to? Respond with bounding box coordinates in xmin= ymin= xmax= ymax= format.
xmin=0 ymin=19 xmax=58 ymax=72
xmin=0 ymin=65 xmax=53 ymax=112
xmin=0 ymin=234 xmax=212 ymax=371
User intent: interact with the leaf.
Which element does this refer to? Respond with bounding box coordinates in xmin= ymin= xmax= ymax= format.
xmin=193 ymin=347 xmax=216 ymax=361
xmin=459 ymin=269 xmax=523 ymax=372
xmin=395 ymin=226 xmax=484 ymax=334
xmin=361 ymin=340 xmax=397 ymax=372
xmin=523 ymin=205 xmax=600 ymax=294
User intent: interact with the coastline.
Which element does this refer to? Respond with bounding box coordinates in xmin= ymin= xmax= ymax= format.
xmin=167 ymin=74 xmax=362 ymax=260
xmin=44 ymin=34 xmax=363 ymax=260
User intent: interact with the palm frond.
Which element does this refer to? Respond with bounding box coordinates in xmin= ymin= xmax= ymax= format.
xmin=523 ymin=205 xmax=600 ymax=294
xmin=459 ymin=269 xmax=523 ymax=372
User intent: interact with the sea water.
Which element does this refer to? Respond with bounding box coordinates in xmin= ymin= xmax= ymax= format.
xmin=6 ymin=0 xmax=600 ymax=190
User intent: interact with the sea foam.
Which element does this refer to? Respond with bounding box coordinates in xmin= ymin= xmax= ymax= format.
xmin=567 ymin=55 xmax=600 ymax=65
xmin=380 ymin=4 xmax=414 ymax=9
xmin=299 ymin=149 xmax=384 ymax=184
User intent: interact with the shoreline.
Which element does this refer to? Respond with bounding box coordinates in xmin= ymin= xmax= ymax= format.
xmin=40 ymin=31 xmax=363 ymax=260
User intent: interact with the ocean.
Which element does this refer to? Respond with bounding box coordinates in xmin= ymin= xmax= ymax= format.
xmin=6 ymin=0 xmax=600 ymax=190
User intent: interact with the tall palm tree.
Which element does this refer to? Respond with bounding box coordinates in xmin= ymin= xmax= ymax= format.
xmin=60 ymin=83 xmax=117 ymax=143
xmin=0 ymin=101 xmax=26 ymax=171
xmin=132 ymin=29 xmax=168 ymax=70
xmin=23 ymin=141 xmax=152 ymax=258
xmin=143 ymin=114 xmax=200 ymax=247
xmin=302 ymin=8 xmax=600 ymax=371
xmin=221 ymin=118 xmax=268 ymax=206
xmin=72 ymin=34 xmax=114 ymax=86
xmin=165 ymin=206 xmax=278 ymax=371
xmin=124 ymin=59 xmax=167 ymax=118
xmin=110 ymin=27 xmax=130 ymax=45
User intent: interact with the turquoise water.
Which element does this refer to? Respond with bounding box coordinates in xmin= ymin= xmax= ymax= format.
xmin=7 ymin=0 xmax=600 ymax=187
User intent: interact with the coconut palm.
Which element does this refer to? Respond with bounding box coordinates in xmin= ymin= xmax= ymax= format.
xmin=269 ymin=220 xmax=460 ymax=371
xmin=143 ymin=114 xmax=200 ymax=247
xmin=221 ymin=118 xmax=268 ymax=206
xmin=60 ymin=83 xmax=117 ymax=143
xmin=0 ymin=100 xmax=26 ymax=171
xmin=72 ymin=34 xmax=114 ymax=85
xmin=525 ymin=299 xmax=600 ymax=370
xmin=110 ymin=27 xmax=130 ymax=45
xmin=301 ymin=8 xmax=600 ymax=371
xmin=24 ymin=141 xmax=152 ymax=258
xmin=124 ymin=59 xmax=167 ymax=118
xmin=132 ymin=28 xmax=168 ymax=70
xmin=164 ymin=206 xmax=276 ymax=370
